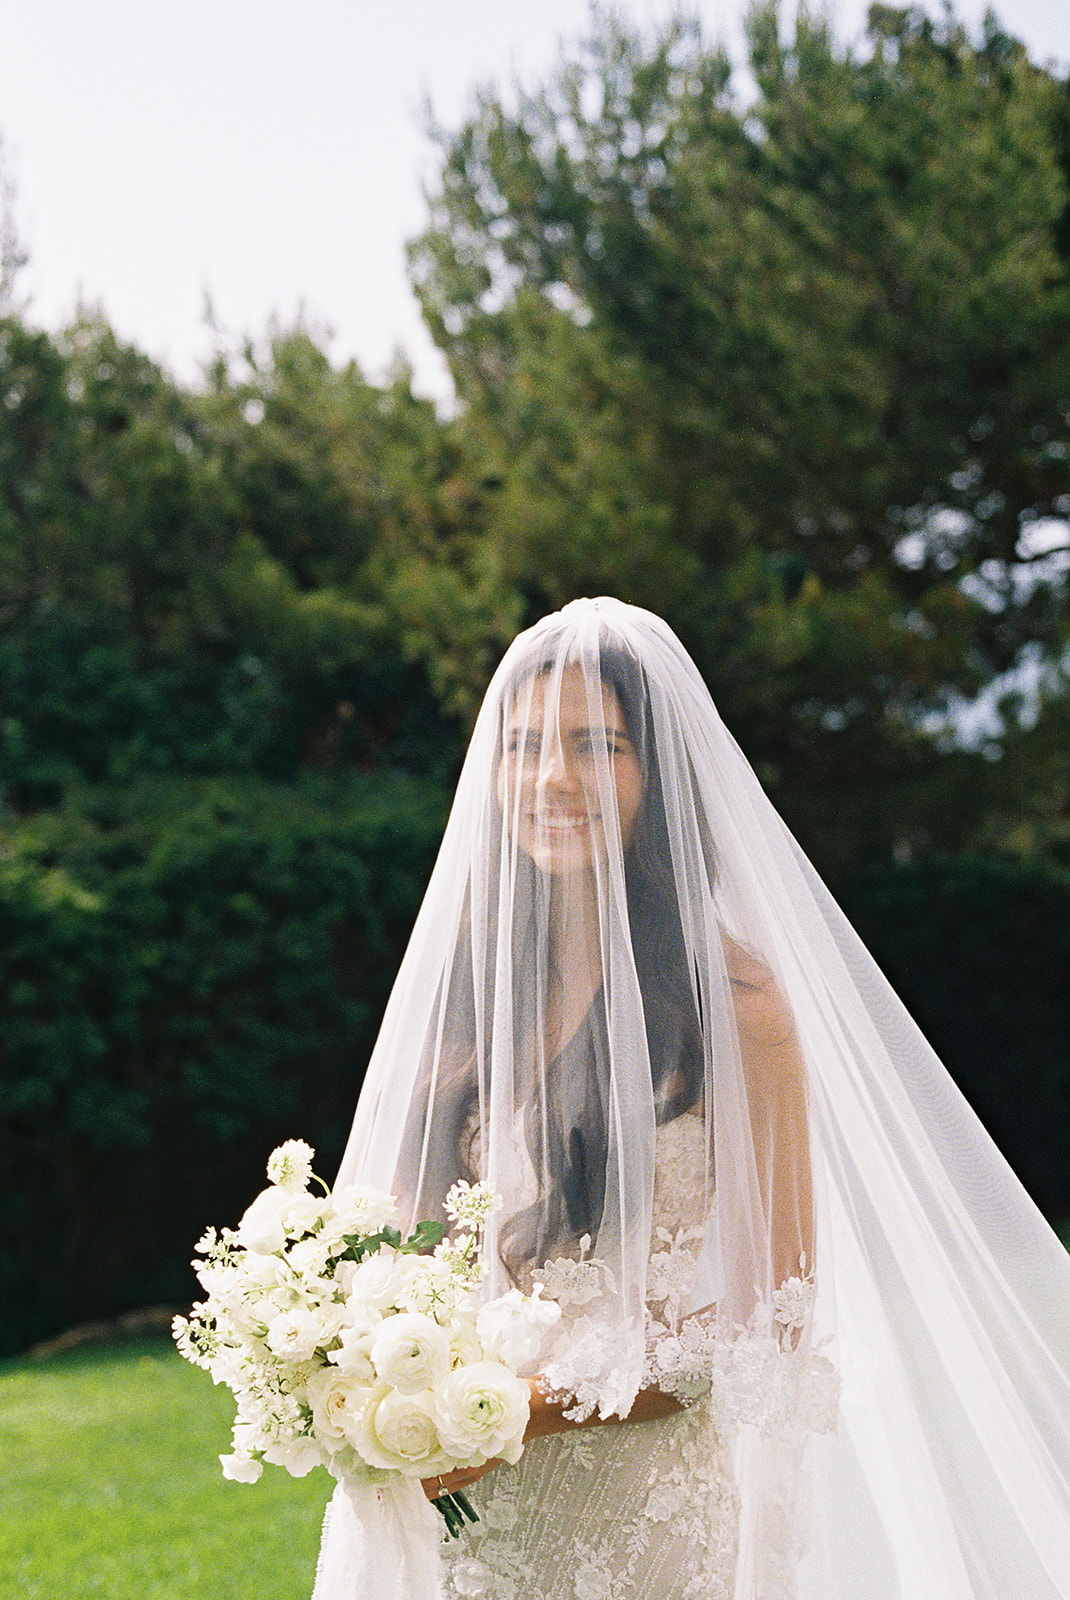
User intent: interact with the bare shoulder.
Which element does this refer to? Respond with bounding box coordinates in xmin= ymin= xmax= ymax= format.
xmin=720 ymin=932 xmax=796 ymax=1047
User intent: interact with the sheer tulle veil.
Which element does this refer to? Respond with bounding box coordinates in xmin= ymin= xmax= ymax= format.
xmin=319 ymin=597 xmax=1070 ymax=1598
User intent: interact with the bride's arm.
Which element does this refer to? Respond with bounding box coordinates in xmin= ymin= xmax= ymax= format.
xmin=525 ymin=1375 xmax=682 ymax=1438
xmin=729 ymin=952 xmax=814 ymax=1291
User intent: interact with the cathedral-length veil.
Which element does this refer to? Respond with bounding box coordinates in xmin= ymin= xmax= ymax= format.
xmin=314 ymin=597 xmax=1070 ymax=1599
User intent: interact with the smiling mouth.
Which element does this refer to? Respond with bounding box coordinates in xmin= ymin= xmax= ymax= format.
xmin=530 ymin=813 xmax=595 ymax=830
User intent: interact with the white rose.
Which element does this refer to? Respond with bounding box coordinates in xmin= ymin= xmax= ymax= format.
xmin=236 ymin=1189 xmax=288 ymax=1254
xmin=220 ymin=1451 xmax=263 ymax=1483
xmin=346 ymin=1250 xmax=412 ymax=1311
xmin=449 ymin=1306 xmax=483 ymax=1368
xmin=369 ymin=1313 xmax=451 ymax=1394
xmin=307 ymin=1365 xmax=372 ymax=1454
xmin=235 ymin=1250 xmax=287 ymax=1289
xmin=477 ymin=1288 xmax=561 ymax=1372
xmin=352 ymin=1382 xmax=454 ymax=1476
xmin=337 ymin=1289 xmax=382 ymax=1336
xmin=433 ymin=1361 xmax=530 ymax=1465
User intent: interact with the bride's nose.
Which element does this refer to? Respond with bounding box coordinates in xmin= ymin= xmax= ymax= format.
xmin=537 ymin=743 xmax=580 ymax=793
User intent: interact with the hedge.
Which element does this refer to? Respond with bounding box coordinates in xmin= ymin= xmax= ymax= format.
xmin=0 ymin=771 xmax=446 ymax=1356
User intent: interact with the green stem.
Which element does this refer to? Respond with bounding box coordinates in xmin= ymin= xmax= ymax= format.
xmin=431 ymin=1491 xmax=481 ymax=1539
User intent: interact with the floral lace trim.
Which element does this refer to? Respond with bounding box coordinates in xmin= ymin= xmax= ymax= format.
xmin=536 ymin=1247 xmax=837 ymax=1429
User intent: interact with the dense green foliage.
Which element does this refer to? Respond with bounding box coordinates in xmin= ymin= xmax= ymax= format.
xmin=0 ymin=774 xmax=445 ymax=1352
xmin=0 ymin=1336 xmax=328 ymax=1597
xmin=837 ymin=855 xmax=1070 ymax=1214
xmin=1 ymin=4 xmax=1068 ymax=1353
xmin=413 ymin=2 xmax=1070 ymax=870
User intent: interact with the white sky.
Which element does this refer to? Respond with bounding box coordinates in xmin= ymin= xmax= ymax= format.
xmin=2 ymin=0 xmax=1068 ymax=402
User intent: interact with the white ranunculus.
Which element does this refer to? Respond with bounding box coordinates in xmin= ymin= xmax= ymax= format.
xmin=433 ymin=1361 xmax=530 ymax=1465
xmin=220 ymin=1451 xmax=263 ymax=1483
xmin=307 ymin=1364 xmax=372 ymax=1453
xmin=476 ymin=1287 xmax=561 ymax=1372
xmin=369 ymin=1312 xmax=451 ymax=1394
xmin=353 ymin=1382 xmax=454 ymax=1476
xmin=267 ymin=1139 xmax=316 ymax=1192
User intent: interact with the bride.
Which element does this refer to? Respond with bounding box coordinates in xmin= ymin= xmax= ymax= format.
xmin=313 ymin=597 xmax=1070 ymax=1599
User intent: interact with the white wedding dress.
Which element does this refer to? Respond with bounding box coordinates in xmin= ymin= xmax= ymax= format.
xmin=438 ymin=1115 xmax=790 ymax=1600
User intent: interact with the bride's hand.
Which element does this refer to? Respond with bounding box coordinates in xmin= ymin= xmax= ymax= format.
xmin=421 ymin=1459 xmax=500 ymax=1501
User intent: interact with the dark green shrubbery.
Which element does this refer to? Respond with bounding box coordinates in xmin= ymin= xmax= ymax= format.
xmin=0 ymin=772 xmax=446 ymax=1355
xmin=837 ymin=856 xmax=1070 ymax=1218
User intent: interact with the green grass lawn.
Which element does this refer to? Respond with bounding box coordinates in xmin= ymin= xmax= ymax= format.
xmin=0 ymin=1335 xmax=331 ymax=1599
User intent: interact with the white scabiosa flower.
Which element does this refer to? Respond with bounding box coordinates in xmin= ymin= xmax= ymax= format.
xmin=266 ymin=1307 xmax=328 ymax=1363
xmin=266 ymin=1139 xmax=316 ymax=1192
xmin=267 ymin=1140 xmax=316 ymax=1192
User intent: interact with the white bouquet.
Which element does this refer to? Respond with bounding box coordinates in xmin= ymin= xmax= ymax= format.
xmin=173 ymin=1141 xmax=560 ymax=1544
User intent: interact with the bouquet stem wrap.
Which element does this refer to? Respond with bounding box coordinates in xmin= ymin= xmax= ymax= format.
xmin=311 ymin=1477 xmax=444 ymax=1600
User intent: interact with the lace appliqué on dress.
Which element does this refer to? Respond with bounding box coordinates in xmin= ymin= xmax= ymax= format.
xmin=440 ymin=1404 xmax=739 ymax=1600
xmin=440 ymin=1116 xmax=837 ymax=1600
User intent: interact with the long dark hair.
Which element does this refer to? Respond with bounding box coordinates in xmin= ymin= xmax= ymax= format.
xmin=403 ymin=636 xmax=707 ymax=1280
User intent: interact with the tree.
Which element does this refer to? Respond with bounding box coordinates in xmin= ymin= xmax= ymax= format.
xmin=0 ymin=314 xmax=522 ymax=800
xmin=410 ymin=3 xmax=1070 ymax=871
xmin=0 ymin=135 xmax=26 ymax=314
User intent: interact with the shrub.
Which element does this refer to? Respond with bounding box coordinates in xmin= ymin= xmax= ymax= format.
xmin=837 ymin=855 xmax=1070 ymax=1217
xmin=0 ymin=770 xmax=446 ymax=1355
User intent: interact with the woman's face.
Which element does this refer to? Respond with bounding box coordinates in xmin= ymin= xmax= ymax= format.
xmin=498 ymin=663 xmax=643 ymax=876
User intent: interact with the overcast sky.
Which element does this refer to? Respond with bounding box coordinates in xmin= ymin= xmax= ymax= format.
xmin=2 ymin=0 xmax=1068 ymax=402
